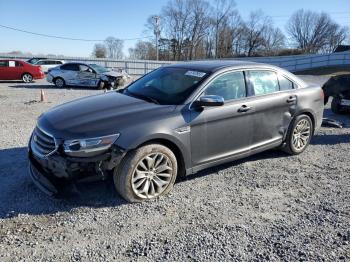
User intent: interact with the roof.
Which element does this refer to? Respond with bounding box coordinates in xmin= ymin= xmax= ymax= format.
xmin=165 ymin=60 xmax=262 ymax=72
xmin=334 ymin=45 xmax=350 ymax=53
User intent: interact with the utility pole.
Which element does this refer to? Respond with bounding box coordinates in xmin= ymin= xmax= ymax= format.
xmin=153 ymin=16 xmax=161 ymax=61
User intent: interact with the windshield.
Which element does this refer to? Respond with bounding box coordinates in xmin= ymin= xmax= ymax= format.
xmin=28 ymin=58 xmax=43 ymax=64
xmin=89 ymin=64 xmax=110 ymax=74
xmin=125 ymin=67 xmax=209 ymax=105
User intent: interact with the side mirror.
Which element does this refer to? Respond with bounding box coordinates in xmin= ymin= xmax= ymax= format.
xmin=193 ymin=95 xmax=224 ymax=108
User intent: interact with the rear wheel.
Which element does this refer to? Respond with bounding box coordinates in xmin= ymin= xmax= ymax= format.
xmin=54 ymin=77 xmax=65 ymax=88
xmin=114 ymin=144 xmax=178 ymax=202
xmin=22 ymin=73 xmax=33 ymax=83
xmin=284 ymin=114 xmax=313 ymax=155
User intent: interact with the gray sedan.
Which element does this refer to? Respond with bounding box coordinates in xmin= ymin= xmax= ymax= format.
xmin=30 ymin=60 xmax=324 ymax=202
xmin=46 ymin=62 xmax=127 ymax=89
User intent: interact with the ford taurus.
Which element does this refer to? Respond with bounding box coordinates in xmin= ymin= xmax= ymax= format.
xmin=28 ymin=61 xmax=324 ymax=202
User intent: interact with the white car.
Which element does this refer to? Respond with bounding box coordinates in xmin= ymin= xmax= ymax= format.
xmin=34 ymin=59 xmax=65 ymax=73
xmin=46 ymin=62 xmax=129 ymax=89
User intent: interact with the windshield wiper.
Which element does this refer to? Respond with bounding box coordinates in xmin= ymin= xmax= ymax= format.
xmin=124 ymin=89 xmax=160 ymax=105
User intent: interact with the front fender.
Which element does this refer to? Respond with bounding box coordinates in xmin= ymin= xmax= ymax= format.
xmin=115 ymin=131 xmax=192 ymax=172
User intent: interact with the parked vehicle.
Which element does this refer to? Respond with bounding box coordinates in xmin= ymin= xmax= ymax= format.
xmin=0 ymin=59 xmax=44 ymax=82
xmin=33 ymin=59 xmax=65 ymax=73
xmin=28 ymin=61 xmax=324 ymax=202
xmin=46 ymin=62 xmax=128 ymax=89
xmin=322 ymin=74 xmax=350 ymax=114
xmin=27 ymin=57 xmax=47 ymax=64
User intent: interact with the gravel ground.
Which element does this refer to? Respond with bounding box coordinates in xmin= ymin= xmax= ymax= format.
xmin=0 ymin=77 xmax=349 ymax=261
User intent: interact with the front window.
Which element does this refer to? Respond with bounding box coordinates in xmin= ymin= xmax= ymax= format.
xmin=0 ymin=61 xmax=8 ymax=67
xmin=79 ymin=64 xmax=94 ymax=73
xmin=124 ymin=67 xmax=209 ymax=105
xmin=89 ymin=64 xmax=110 ymax=74
xmin=203 ymin=71 xmax=246 ymax=101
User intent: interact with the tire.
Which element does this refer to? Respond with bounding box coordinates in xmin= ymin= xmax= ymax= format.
xmin=324 ymin=95 xmax=329 ymax=105
xmin=54 ymin=77 xmax=65 ymax=88
xmin=114 ymin=144 xmax=178 ymax=203
xmin=97 ymin=80 xmax=105 ymax=90
xmin=283 ymin=114 xmax=313 ymax=155
xmin=22 ymin=73 xmax=33 ymax=83
xmin=331 ymin=97 xmax=344 ymax=114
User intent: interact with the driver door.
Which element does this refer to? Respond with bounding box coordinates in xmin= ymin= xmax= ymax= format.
xmin=77 ymin=64 xmax=98 ymax=87
xmin=190 ymin=71 xmax=253 ymax=167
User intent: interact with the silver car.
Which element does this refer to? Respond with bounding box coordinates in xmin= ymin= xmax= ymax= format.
xmin=47 ymin=62 xmax=128 ymax=89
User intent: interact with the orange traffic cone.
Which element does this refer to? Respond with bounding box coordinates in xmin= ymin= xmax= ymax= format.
xmin=40 ymin=89 xmax=47 ymax=102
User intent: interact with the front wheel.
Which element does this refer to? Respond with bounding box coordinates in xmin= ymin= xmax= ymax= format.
xmin=22 ymin=73 xmax=33 ymax=83
xmin=114 ymin=144 xmax=178 ymax=202
xmin=284 ymin=115 xmax=313 ymax=155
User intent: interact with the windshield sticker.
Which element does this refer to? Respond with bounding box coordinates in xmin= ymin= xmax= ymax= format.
xmin=185 ymin=71 xmax=206 ymax=78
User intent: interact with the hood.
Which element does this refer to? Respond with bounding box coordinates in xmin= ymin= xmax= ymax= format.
xmin=38 ymin=92 xmax=175 ymax=139
xmin=103 ymin=71 xmax=125 ymax=78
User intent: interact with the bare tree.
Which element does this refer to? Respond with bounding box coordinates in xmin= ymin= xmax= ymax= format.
xmin=287 ymin=9 xmax=349 ymax=53
xmin=186 ymin=0 xmax=210 ymax=59
xmin=128 ymin=41 xmax=156 ymax=60
xmin=261 ymin=27 xmax=285 ymax=55
xmin=211 ymin=0 xmax=237 ymax=58
xmin=161 ymin=0 xmax=192 ymax=60
xmin=104 ymin=37 xmax=124 ymax=59
xmin=92 ymin=43 xmax=107 ymax=58
xmin=242 ymin=11 xmax=271 ymax=56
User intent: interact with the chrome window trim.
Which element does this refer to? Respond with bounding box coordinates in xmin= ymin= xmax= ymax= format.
xmin=188 ymin=66 xmax=300 ymax=110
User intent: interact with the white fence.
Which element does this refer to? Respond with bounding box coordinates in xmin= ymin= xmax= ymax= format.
xmin=237 ymin=51 xmax=350 ymax=72
xmin=0 ymin=54 xmax=172 ymax=75
xmin=1 ymin=51 xmax=349 ymax=75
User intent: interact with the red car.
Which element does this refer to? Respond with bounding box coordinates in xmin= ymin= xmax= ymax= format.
xmin=0 ymin=59 xmax=45 ymax=83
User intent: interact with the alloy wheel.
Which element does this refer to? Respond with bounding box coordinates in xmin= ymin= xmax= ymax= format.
xmin=131 ymin=153 xmax=173 ymax=199
xmin=55 ymin=78 xmax=64 ymax=88
xmin=23 ymin=74 xmax=33 ymax=83
xmin=292 ymin=119 xmax=311 ymax=151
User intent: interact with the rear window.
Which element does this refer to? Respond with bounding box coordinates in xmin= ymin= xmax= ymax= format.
xmin=61 ymin=64 xmax=79 ymax=71
xmin=248 ymin=70 xmax=279 ymax=96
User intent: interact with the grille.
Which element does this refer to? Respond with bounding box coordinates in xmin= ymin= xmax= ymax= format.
xmin=31 ymin=126 xmax=57 ymax=158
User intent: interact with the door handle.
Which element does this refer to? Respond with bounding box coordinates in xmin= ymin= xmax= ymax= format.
xmin=286 ymin=96 xmax=297 ymax=103
xmin=238 ymin=105 xmax=252 ymax=113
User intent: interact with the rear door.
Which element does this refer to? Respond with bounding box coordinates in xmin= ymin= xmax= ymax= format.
xmin=245 ymin=70 xmax=296 ymax=147
xmin=60 ymin=64 xmax=80 ymax=85
xmin=77 ymin=64 xmax=99 ymax=87
xmin=190 ymin=71 xmax=253 ymax=166
xmin=0 ymin=60 xmax=9 ymax=80
xmin=6 ymin=60 xmax=20 ymax=79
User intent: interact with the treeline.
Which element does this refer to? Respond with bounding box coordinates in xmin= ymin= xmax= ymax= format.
xmin=94 ymin=0 xmax=349 ymax=60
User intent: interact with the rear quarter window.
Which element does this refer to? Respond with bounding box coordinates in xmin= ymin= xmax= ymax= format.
xmin=279 ymin=75 xmax=294 ymax=90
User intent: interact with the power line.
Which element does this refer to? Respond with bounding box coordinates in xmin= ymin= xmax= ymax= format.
xmin=0 ymin=24 xmax=153 ymax=42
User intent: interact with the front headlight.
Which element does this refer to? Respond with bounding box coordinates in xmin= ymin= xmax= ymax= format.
xmin=63 ymin=134 xmax=120 ymax=157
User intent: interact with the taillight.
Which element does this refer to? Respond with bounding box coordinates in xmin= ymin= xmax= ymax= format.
xmin=321 ymin=88 xmax=325 ymax=99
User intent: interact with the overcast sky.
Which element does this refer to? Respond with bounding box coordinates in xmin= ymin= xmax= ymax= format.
xmin=0 ymin=0 xmax=349 ymax=57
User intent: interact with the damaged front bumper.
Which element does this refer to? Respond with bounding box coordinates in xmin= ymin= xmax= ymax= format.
xmin=28 ymin=145 xmax=125 ymax=196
